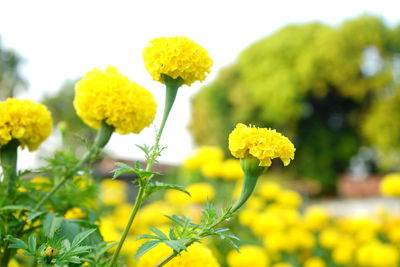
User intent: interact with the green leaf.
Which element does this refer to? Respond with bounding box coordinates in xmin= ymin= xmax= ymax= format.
xmin=146 ymin=182 xmax=191 ymax=197
xmin=150 ymin=228 xmax=168 ymax=240
xmin=71 ymin=229 xmax=96 ymax=247
xmin=136 ymin=234 xmax=159 ymax=240
xmin=27 ymin=236 xmax=36 ymax=252
xmin=134 ymin=240 xmax=160 ymax=260
xmin=6 ymin=236 xmax=27 ymax=250
xmin=169 ymin=228 xmax=177 ymax=240
xmin=164 ymin=240 xmax=187 ymax=253
xmin=165 ymin=215 xmax=185 ymax=227
xmin=26 ymin=211 xmax=44 ymax=221
xmin=43 ymin=213 xmax=63 ymax=238
xmin=0 ymin=205 xmax=33 ymax=212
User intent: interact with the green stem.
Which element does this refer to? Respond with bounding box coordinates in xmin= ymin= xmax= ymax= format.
xmin=108 ymin=185 xmax=145 ymax=266
xmin=33 ymin=122 xmax=114 ymax=211
xmin=0 ymin=139 xmax=19 ymax=202
xmin=108 ymin=75 xmax=183 ymax=266
xmin=155 ymin=210 xmax=230 ymax=267
xmin=157 ymin=157 xmax=266 ymax=267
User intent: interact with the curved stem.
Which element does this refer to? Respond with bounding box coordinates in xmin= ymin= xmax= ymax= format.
xmin=108 ymin=185 xmax=145 ymax=266
xmin=33 ymin=122 xmax=114 ymax=211
xmin=108 ymin=76 xmax=182 ymax=266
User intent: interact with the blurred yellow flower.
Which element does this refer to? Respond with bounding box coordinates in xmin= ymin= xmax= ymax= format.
xmin=137 ymin=242 xmax=220 ymax=267
xmin=74 ymin=66 xmax=157 ymax=134
xmin=183 ymin=146 xmax=224 ymax=171
xmin=304 ymin=257 xmax=326 ymax=267
xmin=143 ymin=37 xmax=213 ymax=86
xmin=380 ymin=173 xmax=400 ymax=196
xmin=220 ymin=159 xmax=244 ymax=180
xmin=165 ymin=183 xmax=215 ymax=205
xmin=227 ymin=245 xmax=269 ymax=267
xmin=0 ymin=98 xmax=53 ymax=151
xmin=258 ymin=181 xmax=281 ymax=200
xmin=303 ymin=206 xmax=329 ymax=231
xmin=201 ymin=161 xmax=222 ymax=178
xmin=271 ymin=263 xmax=293 ymax=267
xmin=276 ymin=190 xmax=302 ymax=208
xmin=64 ymin=207 xmax=86 ymax=219
xmin=228 ymin=123 xmax=295 ymax=167
xmin=100 ymin=179 xmax=128 ymax=206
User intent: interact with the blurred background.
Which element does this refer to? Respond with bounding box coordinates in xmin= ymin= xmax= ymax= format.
xmin=1 ymin=0 xmax=399 ymax=196
xmin=3 ymin=1 xmax=400 ymax=267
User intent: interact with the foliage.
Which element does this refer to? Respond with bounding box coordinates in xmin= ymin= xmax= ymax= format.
xmin=190 ymin=15 xmax=400 ymax=192
xmin=0 ymin=37 xmax=26 ymax=99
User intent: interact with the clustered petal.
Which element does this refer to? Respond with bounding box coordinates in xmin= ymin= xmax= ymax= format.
xmin=229 ymin=123 xmax=295 ymax=167
xmin=0 ymin=98 xmax=53 ymax=151
xmin=73 ymin=66 xmax=157 ymax=134
xmin=143 ymin=36 xmax=213 ymax=86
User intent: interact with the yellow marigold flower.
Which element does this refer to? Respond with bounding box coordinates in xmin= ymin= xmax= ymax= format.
xmin=137 ymin=242 xmax=220 ymax=267
xmin=304 ymin=257 xmax=326 ymax=267
xmin=100 ymin=179 xmax=128 ymax=206
xmin=258 ymin=181 xmax=281 ymax=200
xmin=201 ymin=161 xmax=222 ymax=178
xmin=227 ymin=245 xmax=269 ymax=267
xmin=0 ymin=98 xmax=52 ymax=151
xmin=228 ymin=123 xmax=295 ymax=167
xmin=74 ymin=66 xmax=157 ymax=134
xmin=380 ymin=173 xmax=400 ymax=197
xmin=276 ymin=190 xmax=302 ymax=208
xmin=183 ymin=146 xmax=224 ymax=171
xmin=143 ymin=37 xmax=213 ymax=86
xmin=220 ymin=159 xmax=244 ymax=180
xmin=165 ymin=182 xmax=215 ymax=204
xmin=64 ymin=207 xmax=86 ymax=219
xmin=303 ymin=206 xmax=329 ymax=231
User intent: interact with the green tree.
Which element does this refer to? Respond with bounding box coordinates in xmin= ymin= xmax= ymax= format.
xmin=0 ymin=37 xmax=26 ymax=99
xmin=190 ymin=15 xmax=400 ymax=193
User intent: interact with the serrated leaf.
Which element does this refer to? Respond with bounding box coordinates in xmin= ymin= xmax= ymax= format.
xmin=72 ymin=229 xmax=96 ymax=247
xmin=6 ymin=236 xmax=27 ymax=250
xmin=165 ymin=215 xmax=184 ymax=227
xmin=26 ymin=211 xmax=44 ymax=221
xmin=146 ymin=182 xmax=190 ymax=197
xmin=134 ymin=240 xmax=160 ymax=260
xmin=169 ymin=228 xmax=177 ymax=240
xmin=136 ymin=234 xmax=159 ymax=240
xmin=62 ymin=239 xmax=71 ymax=250
xmin=43 ymin=213 xmax=63 ymax=238
xmin=28 ymin=236 xmax=36 ymax=251
xmin=150 ymin=228 xmax=168 ymax=240
xmin=68 ymin=256 xmax=82 ymax=264
xmin=164 ymin=240 xmax=187 ymax=253
xmin=0 ymin=205 xmax=33 ymax=212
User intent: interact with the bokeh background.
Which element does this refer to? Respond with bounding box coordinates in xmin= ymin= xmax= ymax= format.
xmin=2 ymin=1 xmax=400 ymax=266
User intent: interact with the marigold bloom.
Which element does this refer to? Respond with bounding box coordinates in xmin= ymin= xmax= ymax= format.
xmin=228 ymin=123 xmax=295 ymax=167
xmin=227 ymin=245 xmax=269 ymax=267
xmin=74 ymin=66 xmax=157 ymax=134
xmin=143 ymin=37 xmax=213 ymax=86
xmin=0 ymin=98 xmax=53 ymax=151
xmin=380 ymin=173 xmax=400 ymax=197
xmin=64 ymin=207 xmax=86 ymax=219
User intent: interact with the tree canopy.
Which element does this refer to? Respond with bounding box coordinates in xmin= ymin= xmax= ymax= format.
xmin=189 ymin=15 xmax=400 ymax=192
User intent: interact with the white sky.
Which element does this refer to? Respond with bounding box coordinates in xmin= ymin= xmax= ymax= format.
xmin=0 ymin=0 xmax=399 ymax=167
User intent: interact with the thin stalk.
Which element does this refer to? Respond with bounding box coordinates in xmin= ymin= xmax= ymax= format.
xmin=108 ymin=185 xmax=145 ymax=266
xmin=108 ymin=76 xmax=182 ymax=267
xmin=33 ymin=122 xmax=113 ymax=211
